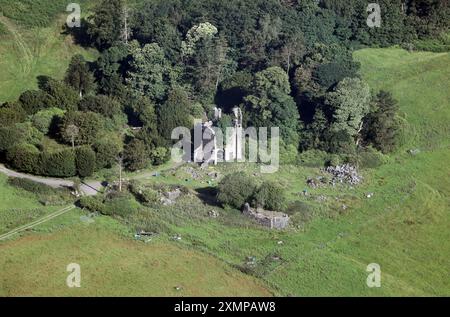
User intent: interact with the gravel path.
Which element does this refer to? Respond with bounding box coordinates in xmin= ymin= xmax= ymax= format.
xmin=0 ymin=161 xmax=185 ymax=196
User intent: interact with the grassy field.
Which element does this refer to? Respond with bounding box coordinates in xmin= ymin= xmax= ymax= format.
xmin=0 ymin=14 xmax=97 ymax=103
xmin=0 ymin=0 xmax=93 ymax=28
xmin=0 ymin=174 xmax=63 ymax=235
xmin=0 ymin=209 xmax=271 ymax=297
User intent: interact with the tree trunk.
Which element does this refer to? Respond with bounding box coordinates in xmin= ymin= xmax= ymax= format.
xmin=119 ymin=164 xmax=122 ymax=192
xmin=117 ymin=156 xmax=123 ymax=192
xmin=356 ymin=121 xmax=364 ymax=147
xmin=215 ymin=66 xmax=222 ymax=91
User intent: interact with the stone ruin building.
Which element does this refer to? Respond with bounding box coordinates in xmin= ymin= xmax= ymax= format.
xmin=243 ymin=203 xmax=290 ymax=230
xmin=194 ymin=106 xmax=244 ymax=166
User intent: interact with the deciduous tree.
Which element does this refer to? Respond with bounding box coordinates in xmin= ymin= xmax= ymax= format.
xmin=326 ymin=77 xmax=371 ymax=142
xmin=245 ymin=66 xmax=300 ymax=145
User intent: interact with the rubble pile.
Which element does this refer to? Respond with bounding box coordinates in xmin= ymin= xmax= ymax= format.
xmin=185 ymin=167 xmax=202 ymax=180
xmin=306 ymin=176 xmax=328 ymax=188
xmin=326 ymin=164 xmax=362 ymax=186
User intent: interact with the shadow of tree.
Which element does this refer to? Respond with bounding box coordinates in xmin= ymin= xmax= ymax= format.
xmin=60 ymin=18 xmax=93 ymax=48
xmin=195 ymin=186 xmax=220 ymax=207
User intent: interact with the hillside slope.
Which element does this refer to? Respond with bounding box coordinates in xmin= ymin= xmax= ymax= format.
xmin=0 ymin=14 xmax=96 ymax=103
xmin=265 ymin=49 xmax=450 ymax=296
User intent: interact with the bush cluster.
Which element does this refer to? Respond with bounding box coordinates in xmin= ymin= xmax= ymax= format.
xmin=217 ymin=173 xmax=286 ymax=211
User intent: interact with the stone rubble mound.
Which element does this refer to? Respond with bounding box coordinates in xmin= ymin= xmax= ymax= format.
xmin=326 ymin=164 xmax=362 ymax=186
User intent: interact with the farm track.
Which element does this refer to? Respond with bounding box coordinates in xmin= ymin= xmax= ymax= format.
xmin=0 ymin=16 xmax=33 ymax=74
xmin=0 ymin=205 xmax=75 ymax=241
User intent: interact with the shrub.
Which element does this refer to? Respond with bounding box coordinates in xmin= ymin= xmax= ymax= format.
xmin=124 ymin=139 xmax=148 ymax=171
xmin=158 ymin=88 xmax=193 ymax=140
xmin=60 ymin=111 xmax=103 ymax=146
xmin=324 ymin=130 xmax=357 ymax=155
xmin=253 ymin=181 xmax=286 ymax=211
xmin=150 ymin=147 xmax=169 ymax=165
xmin=363 ymin=91 xmax=401 ymax=154
xmin=79 ymin=196 xmax=106 ymax=213
xmin=39 ymin=194 xmax=69 ymax=206
xmin=15 ymin=122 xmax=44 ymax=146
xmin=326 ymin=154 xmax=343 ymax=167
xmin=40 ymin=149 xmax=76 ymax=177
xmin=9 ymin=176 xmax=70 ymax=206
xmin=0 ymin=128 xmax=22 ymax=152
xmin=75 ymin=146 xmax=96 ymax=177
xmin=103 ymin=195 xmax=140 ymax=218
xmin=357 ymin=146 xmax=387 ymax=169
xmin=280 ymin=142 xmax=298 ymax=165
xmin=217 ymin=173 xmax=257 ymax=209
xmin=31 ymin=108 xmax=66 ymax=134
xmin=103 ymin=113 xmax=128 ymax=132
xmin=7 ymin=177 xmax=54 ymax=195
xmin=18 ymin=90 xmax=54 ymax=115
xmin=6 ymin=144 xmax=40 ymax=174
xmin=129 ymin=181 xmax=160 ymax=206
xmin=298 ymin=149 xmax=329 ymax=167
xmin=139 ymin=188 xmax=159 ymax=205
xmin=0 ymin=105 xmax=27 ymax=126
xmin=38 ymin=77 xmax=79 ymax=111
xmin=190 ymin=103 xmax=205 ymax=118
xmin=93 ymin=138 xmax=122 ymax=170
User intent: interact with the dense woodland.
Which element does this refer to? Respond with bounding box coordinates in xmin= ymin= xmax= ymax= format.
xmin=0 ymin=0 xmax=448 ymax=178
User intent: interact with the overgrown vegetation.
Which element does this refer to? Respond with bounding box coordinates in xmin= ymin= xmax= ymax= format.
xmin=217 ymin=173 xmax=287 ymax=211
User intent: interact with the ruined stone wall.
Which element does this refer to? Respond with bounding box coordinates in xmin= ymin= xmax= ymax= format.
xmin=243 ymin=203 xmax=289 ymax=230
